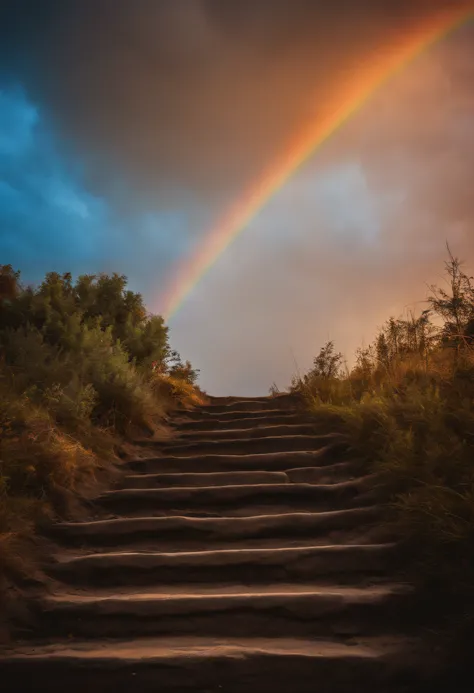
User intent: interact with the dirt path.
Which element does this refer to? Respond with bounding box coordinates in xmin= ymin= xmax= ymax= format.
xmin=0 ymin=396 xmax=434 ymax=691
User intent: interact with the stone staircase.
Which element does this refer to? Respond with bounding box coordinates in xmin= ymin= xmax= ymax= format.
xmin=0 ymin=395 xmax=432 ymax=692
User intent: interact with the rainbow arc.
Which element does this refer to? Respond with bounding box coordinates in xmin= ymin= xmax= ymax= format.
xmin=161 ymin=5 xmax=474 ymax=320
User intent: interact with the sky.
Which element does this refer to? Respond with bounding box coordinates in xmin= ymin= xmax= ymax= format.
xmin=0 ymin=1 xmax=473 ymax=395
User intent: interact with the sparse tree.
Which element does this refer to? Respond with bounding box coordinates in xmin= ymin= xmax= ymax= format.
xmin=306 ymin=340 xmax=343 ymax=380
xmin=427 ymin=245 xmax=474 ymax=352
xmin=352 ymin=345 xmax=376 ymax=378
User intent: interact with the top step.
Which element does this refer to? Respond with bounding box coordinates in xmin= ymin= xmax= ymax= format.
xmin=206 ymin=394 xmax=298 ymax=405
xmin=180 ymin=408 xmax=301 ymax=422
xmin=175 ymin=412 xmax=310 ymax=431
xmin=197 ymin=394 xmax=301 ymax=414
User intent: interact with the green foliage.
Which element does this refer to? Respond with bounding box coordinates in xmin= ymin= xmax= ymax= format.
xmin=0 ymin=264 xmax=199 ymax=580
xmin=0 ymin=266 xmax=198 ymax=434
xmin=0 ymin=268 xmax=173 ymax=369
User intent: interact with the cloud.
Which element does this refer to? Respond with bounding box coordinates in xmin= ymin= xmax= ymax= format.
xmin=0 ymin=1 xmax=470 ymax=201
xmin=167 ymin=28 xmax=474 ymax=394
xmin=0 ymin=85 xmax=194 ymax=292
xmin=0 ymin=2 xmax=473 ymax=393
xmin=0 ymin=86 xmax=108 ymax=277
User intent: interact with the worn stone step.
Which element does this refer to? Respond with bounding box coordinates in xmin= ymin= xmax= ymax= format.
xmin=175 ymin=412 xmax=309 ymax=431
xmin=127 ymin=442 xmax=349 ymax=474
xmin=50 ymin=544 xmax=396 ymax=586
xmin=179 ymin=423 xmax=318 ymax=441
xmin=178 ymin=408 xmax=300 ymax=422
xmin=0 ymin=635 xmax=429 ymax=693
xmin=199 ymin=396 xmax=298 ymax=414
xmin=120 ymin=462 xmax=359 ymax=489
xmin=206 ymin=394 xmax=299 ymax=406
xmin=120 ymin=470 xmax=290 ymax=489
xmin=2 ymin=391 xmax=428 ymax=693
xmin=199 ymin=402 xmax=286 ymax=414
xmin=97 ymin=477 xmax=379 ymax=517
xmin=35 ymin=584 xmax=413 ymax=639
xmin=161 ymin=434 xmax=350 ymax=457
xmin=50 ymin=507 xmax=383 ymax=548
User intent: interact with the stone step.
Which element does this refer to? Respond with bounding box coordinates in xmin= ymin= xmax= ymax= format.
xmin=175 ymin=412 xmax=309 ymax=431
xmin=2 ymin=396 xmax=427 ymax=693
xmin=120 ymin=462 xmax=359 ymax=489
xmin=50 ymin=544 xmax=396 ymax=586
xmin=50 ymin=506 xmax=383 ymax=548
xmin=178 ymin=423 xmax=318 ymax=441
xmin=127 ymin=442 xmax=349 ymax=474
xmin=199 ymin=401 xmax=286 ymax=414
xmin=121 ymin=470 xmax=290 ymax=488
xmin=205 ymin=394 xmax=298 ymax=406
xmin=161 ymin=434 xmax=349 ymax=457
xmin=97 ymin=477 xmax=379 ymax=517
xmin=199 ymin=396 xmax=298 ymax=414
xmin=34 ymin=584 xmax=413 ymax=639
xmin=0 ymin=635 xmax=428 ymax=693
xmin=178 ymin=408 xmax=299 ymax=422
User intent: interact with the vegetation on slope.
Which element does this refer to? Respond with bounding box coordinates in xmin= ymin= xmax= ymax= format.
xmin=0 ymin=265 xmax=203 ymax=586
xmin=290 ymin=248 xmax=474 ymax=602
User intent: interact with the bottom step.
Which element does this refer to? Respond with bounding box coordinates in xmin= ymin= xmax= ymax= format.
xmin=0 ymin=636 xmax=430 ymax=693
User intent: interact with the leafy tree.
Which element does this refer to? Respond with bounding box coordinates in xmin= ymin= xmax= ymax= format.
xmin=0 ymin=268 xmax=176 ymax=372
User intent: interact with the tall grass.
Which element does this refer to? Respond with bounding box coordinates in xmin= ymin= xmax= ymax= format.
xmin=291 ymin=250 xmax=474 ymax=595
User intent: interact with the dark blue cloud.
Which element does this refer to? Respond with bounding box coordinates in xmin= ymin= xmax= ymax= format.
xmin=0 ymin=85 xmax=190 ymax=295
xmin=0 ymin=86 xmax=105 ymax=277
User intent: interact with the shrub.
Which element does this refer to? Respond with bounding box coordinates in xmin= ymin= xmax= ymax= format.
xmin=293 ymin=249 xmax=474 ymax=596
xmin=0 ymin=266 xmax=199 ymax=436
xmin=0 ymin=264 xmax=200 ymax=585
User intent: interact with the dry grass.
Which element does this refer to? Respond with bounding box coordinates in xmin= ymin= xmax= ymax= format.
xmin=152 ymin=372 xmax=208 ymax=408
xmin=296 ymin=346 xmax=474 ymax=595
xmin=0 ymin=385 xmax=102 ymax=580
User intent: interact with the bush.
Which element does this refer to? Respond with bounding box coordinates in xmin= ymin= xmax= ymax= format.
xmin=0 ymin=266 xmax=199 ymax=435
xmin=293 ymin=249 xmax=474 ymax=596
xmin=0 ymin=264 xmax=200 ymax=584
xmin=152 ymin=372 xmax=206 ymax=408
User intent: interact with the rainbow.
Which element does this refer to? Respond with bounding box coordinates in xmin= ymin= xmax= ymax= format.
xmin=161 ymin=4 xmax=473 ymax=319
